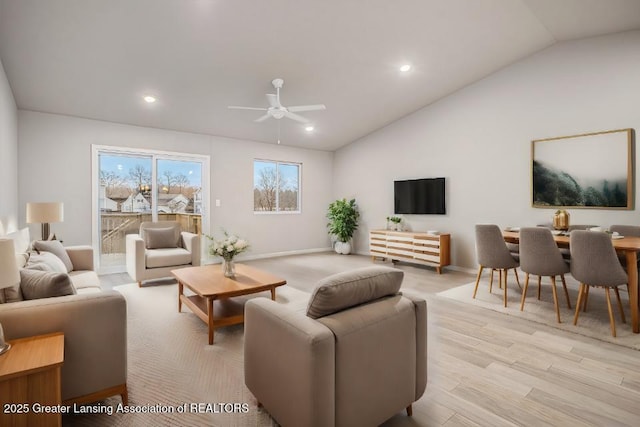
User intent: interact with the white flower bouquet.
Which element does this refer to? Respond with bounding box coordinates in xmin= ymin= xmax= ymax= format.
xmin=205 ymin=230 xmax=249 ymax=262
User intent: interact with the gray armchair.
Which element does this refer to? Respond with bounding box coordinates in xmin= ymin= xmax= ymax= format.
xmin=244 ymin=266 xmax=427 ymax=427
xmin=126 ymin=221 xmax=200 ymax=286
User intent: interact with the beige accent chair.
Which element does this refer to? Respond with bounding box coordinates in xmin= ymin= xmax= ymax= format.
xmin=126 ymin=221 xmax=200 ymax=287
xmin=244 ymin=266 xmax=427 ymax=427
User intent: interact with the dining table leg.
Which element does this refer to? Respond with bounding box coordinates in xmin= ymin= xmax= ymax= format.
xmin=625 ymin=250 xmax=639 ymax=333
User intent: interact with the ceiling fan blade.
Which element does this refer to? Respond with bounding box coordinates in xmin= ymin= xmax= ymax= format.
xmin=283 ymin=111 xmax=310 ymax=124
xmin=287 ymin=104 xmax=326 ymax=113
xmin=254 ymin=113 xmax=272 ymax=123
xmin=228 ymin=106 xmax=268 ymax=111
xmin=265 ymin=94 xmax=280 ymax=108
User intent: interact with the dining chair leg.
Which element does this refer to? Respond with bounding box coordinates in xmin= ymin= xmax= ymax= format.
xmin=604 ymin=287 xmax=617 ymax=337
xmin=499 ymin=269 xmax=503 ymax=289
xmin=550 ymin=276 xmax=561 ymax=323
xmin=583 ymin=286 xmax=590 ymax=312
xmin=573 ymin=284 xmax=585 ymax=326
xmin=537 ymin=276 xmax=542 ymax=300
xmin=514 ymin=268 xmax=521 ymax=289
xmin=614 ymin=286 xmax=626 ymax=324
xmin=560 ymin=275 xmax=572 ymax=309
xmin=473 ymin=266 xmax=484 ymax=299
xmin=489 ymin=269 xmax=494 ymax=293
xmin=503 ymin=269 xmax=508 ymax=308
xmin=520 ymin=273 xmax=530 ymax=311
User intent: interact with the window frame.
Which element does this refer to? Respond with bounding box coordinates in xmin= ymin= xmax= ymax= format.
xmin=91 ymin=144 xmax=210 ymax=273
xmin=253 ymin=159 xmax=302 ymax=214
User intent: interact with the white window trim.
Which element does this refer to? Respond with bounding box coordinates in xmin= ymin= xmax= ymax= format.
xmin=253 ymin=159 xmax=302 ymax=214
xmin=92 ymin=144 xmax=211 ymax=273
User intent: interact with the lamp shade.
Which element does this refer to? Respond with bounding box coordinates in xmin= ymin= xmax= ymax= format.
xmin=0 ymin=238 xmax=20 ymax=290
xmin=26 ymin=202 xmax=64 ymax=223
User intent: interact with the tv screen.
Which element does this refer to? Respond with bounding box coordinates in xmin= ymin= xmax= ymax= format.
xmin=394 ymin=178 xmax=446 ymax=215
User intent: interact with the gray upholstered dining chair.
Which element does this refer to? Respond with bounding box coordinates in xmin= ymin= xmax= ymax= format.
xmin=556 ymin=225 xmax=600 ymax=261
xmin=610 ymin=224 xmax=640 ymax=271
xmin=473 ymin=224 xmax=521 ymax=307
xmin=570 ymin=230 xmax=628 ymax=337
xmin=609 ymin=224 xmax=640 ymax=237
xmin=518 ymin=227 xmax=571 ymax=323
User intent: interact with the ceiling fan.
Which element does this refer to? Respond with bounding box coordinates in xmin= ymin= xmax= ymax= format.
xmin=228 ymin=78 xmax=326 ymax=124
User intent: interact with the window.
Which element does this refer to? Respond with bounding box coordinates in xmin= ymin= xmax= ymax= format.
xmin=93 ymin=146 xmax=209 ymax=272
xmin=254 ymin=160 xmax=301 ymax=213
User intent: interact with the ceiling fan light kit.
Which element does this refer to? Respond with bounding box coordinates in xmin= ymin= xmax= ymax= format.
xmin=228 ymin=78 xmax=326 ymax=127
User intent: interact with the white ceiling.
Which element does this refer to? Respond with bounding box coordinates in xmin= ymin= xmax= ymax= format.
xmin=1 ymin=0 xmax=639 ymax=151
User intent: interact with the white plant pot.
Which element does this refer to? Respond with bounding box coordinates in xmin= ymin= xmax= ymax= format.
xmin=334 ymin=241 xmax=352 ymax=255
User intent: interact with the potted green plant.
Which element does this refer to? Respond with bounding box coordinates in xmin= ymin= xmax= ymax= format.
xmin=327 ymin=198 xmax=360 ymax=254
xmin=386 ymin=216 xmax=403 ymax=231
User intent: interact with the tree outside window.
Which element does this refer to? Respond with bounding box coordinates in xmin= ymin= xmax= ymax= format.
xmin=254 ymin=160 xmax=300 ymax=212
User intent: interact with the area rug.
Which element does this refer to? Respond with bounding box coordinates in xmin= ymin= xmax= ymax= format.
xmin=437 ymin=273 xmax=640 ymax=351
xmin=63 ymin=282 xmax=310 ymax=426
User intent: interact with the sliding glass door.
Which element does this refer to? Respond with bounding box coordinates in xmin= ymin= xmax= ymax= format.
xmin=94 ymin=146 xmax=208 ymax=272
xmin=155 ymin=159 xmax=203 ymax=234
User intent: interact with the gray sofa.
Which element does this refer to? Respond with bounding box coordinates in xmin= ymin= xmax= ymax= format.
xmin=244 ymin=266 xmax=427 ymax=427
xmin=0 ymin=246 xmax=128 ymax=405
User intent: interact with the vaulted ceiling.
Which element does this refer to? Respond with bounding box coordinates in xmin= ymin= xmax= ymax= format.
xmin=1 ymin=0 xmax=639 ymax=151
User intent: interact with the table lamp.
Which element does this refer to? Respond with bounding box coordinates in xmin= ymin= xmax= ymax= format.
xmin=0 ymin=238 xmax=20 ymax=355
xmin=26 ymin=202 xmax=64 ymax=240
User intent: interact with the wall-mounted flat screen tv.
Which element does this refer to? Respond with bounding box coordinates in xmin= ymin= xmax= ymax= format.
xmin=394 ymin=177 xmax=446 ymax=215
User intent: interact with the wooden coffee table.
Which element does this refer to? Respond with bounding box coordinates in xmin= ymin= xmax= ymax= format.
xmin=172 ymin=263 xmax=286 ymax=345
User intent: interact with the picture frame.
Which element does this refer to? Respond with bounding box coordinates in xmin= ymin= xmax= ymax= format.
xmin=531 ymin=128 xmax=634 ymax=209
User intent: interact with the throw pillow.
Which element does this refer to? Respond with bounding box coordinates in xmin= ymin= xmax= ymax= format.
xmin=306 ymin=266 xmax=404 ymax=319
xmin=144 ymin=227 xmax=178 ymax=249
xmin=27 ymin=251 xmax=68 ymax=274
xmin=19 ymin=269 xmax=76 ymax=300
xmin=33 ymin=240 xmax=74 ymax=272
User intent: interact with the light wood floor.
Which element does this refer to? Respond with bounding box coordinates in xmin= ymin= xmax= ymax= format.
xmin=102 ymin=253 xmax=640 ymax=426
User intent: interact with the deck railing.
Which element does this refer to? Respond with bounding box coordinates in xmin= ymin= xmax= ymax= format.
xmin=100 ymin=213 xmax=202 ymax=255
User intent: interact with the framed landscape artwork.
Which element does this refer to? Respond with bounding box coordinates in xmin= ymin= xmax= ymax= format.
xmin=531 ymin=128 xmax=634 ymax=209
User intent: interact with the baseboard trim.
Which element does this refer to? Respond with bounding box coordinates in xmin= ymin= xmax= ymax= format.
xmin=203 ymin=247 xmax=334 ymax=264
xmin=99 ymin=248 xmax=334 ymax=274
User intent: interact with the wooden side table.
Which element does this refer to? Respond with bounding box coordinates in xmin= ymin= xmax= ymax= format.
xmin=0 ymin=332 xmax=65 ymax=427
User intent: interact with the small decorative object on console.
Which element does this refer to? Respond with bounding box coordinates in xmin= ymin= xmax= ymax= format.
xmin=205 ymin=231 xmax=249 ymax=277
xmin=386 ymin=216 xmax=403 ymax=231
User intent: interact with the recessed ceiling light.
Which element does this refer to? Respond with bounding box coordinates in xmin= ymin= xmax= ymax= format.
xmin=305 ymin=126 xmax=314 ymax=132
xmin=400 ymin=64 xmax=411 ymax=72
xmin=143 ymin=95 xmax=157 ymax=103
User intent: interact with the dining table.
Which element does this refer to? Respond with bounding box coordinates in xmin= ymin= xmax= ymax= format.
xmin=503 ymin=230 xmax=640 ymax=333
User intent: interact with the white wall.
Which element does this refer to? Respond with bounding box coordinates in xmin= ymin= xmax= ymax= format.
xmin=0 ymin=57 xmax=18 ymax=235
xmin=334 ymin=30 xmax=640 ymax=269
xmin=18 ymin=111 xmax=333 ymax=257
